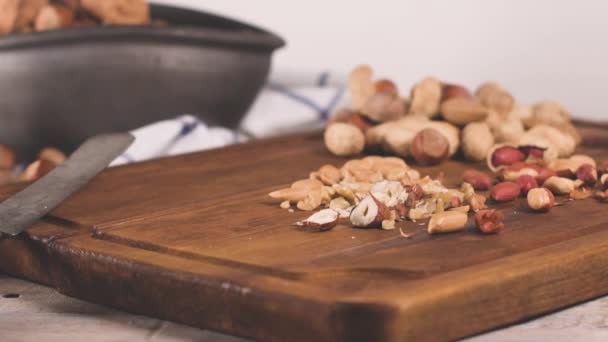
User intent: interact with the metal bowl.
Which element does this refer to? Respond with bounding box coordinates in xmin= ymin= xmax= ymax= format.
xmin=0 ymin=4 xmax=284 ymax=161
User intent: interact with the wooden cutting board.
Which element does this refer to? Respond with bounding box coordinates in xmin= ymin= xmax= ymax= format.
xmin=1 ymin=122 xmax=608 ymax=342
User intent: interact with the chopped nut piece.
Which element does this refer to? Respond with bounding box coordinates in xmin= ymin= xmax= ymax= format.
xmin=381 ymin=219 xmax=396 ymax=230
xmin=296 ymin=209 xmax=339 ymax=231
xmin=280 ymin=201 xmax=290 ymax=209
xmin=474 ymin=209 xmax=505 ymax=234
xmin=427 ymin=211 xmax=468 ymax=234
xmin=349 ymin=195 xmax=389 ymax=228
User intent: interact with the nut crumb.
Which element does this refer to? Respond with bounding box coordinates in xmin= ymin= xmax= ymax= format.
xmin=280 ymin=201 xmax=290 ymax=209
xmin=288 ymin=208 xmax=294 ymax=213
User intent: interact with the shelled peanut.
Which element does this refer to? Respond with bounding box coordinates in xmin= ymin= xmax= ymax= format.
xmin=465 ymin=146 xmax=608 ymax=210
xmin=324 ymin=64 xmax=581 ymax=169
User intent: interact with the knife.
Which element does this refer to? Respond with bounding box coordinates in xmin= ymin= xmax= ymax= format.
xmin=0 ymin=133 xmax=134 ymax=236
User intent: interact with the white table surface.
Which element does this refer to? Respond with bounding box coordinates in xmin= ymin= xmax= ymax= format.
xmin=2 ymin=273 xmax=608 ymax=341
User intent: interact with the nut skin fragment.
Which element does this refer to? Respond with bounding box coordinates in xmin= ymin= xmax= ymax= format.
xmin=474 ymin=209 xmax=505 ymax=234
xmin=462 ymin=122 xmax=494 ymax=161
xmin=490 ymin=182 xmax=521 ymax=202
xmin=427 ymin=211 xmax=468 ymax=234
xmin=410 ymin=128 xmax=449 ymax=166
xmin=462 ymin=169 xmax=492 ymax=191
xmin=324 ymin=123 xmax=365 ymax=157
xmin=543 ymin=176 xmax=575 ymax=195
xmin=575 ymin=164 xmax=597 ymax=187
xmin=527 ymin=188 xmax=555 ymax=212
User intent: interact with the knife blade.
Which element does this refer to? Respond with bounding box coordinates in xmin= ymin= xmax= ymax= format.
xmin=0 ymin=133 xmax=134 ymax=236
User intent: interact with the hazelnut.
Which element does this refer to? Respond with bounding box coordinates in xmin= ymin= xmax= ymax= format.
xmin=441 ymin=83 xmax=472 ymax=102
xmin=410 ymin=128 xmax=449 ymax=166
xmin=374 ymin=79 xmax=398 ymax=97
xmin=349 ymin=195 xmax=389 ymax=228
xmin=324 ymin=123 xmax=365 ymax=156
xmin=361 ymin=93 xmax=406 ymax=122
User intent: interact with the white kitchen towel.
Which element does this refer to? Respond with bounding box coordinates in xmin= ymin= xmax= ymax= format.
xmin=111 ymin=70 xmax=349 ymax=166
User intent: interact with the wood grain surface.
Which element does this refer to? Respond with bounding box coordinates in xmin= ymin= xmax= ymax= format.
xmin=1 ymin=125 xmax=607 ymax=341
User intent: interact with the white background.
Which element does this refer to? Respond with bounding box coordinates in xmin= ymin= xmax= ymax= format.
xmin=152 ymin=0 xmax=607 ymax=121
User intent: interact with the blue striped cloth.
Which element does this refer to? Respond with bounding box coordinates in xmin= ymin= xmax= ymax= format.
xmin=111 ymin=71 xmax=349 ymax=166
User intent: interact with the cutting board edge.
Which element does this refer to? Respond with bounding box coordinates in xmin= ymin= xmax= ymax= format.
xmin=5 ymin=222 xmax=608 ymax=341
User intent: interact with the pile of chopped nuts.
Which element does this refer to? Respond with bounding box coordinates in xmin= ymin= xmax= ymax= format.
xmin=269 ymin=156 xmax=495 ymax=235
xmin=270 ymin=63 xmax=607 ymax=236
xmin=0 ymin=145 xmax=66 ymax=186
xmin=0 ymin=0 xmax=153 ymax=35
xmin=325 ymin=65 xmax=581 ymax=167
xmin=269 ymin=152 xmax=608 ymax=236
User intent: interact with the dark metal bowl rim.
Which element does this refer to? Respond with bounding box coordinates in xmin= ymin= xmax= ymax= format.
xmin=0 ymin=5 xmax=285 ymax=51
